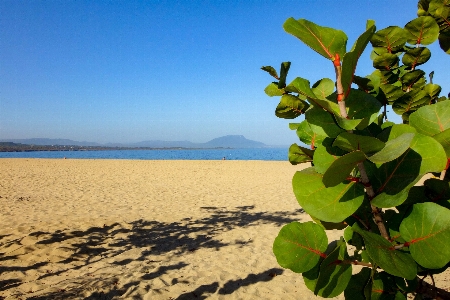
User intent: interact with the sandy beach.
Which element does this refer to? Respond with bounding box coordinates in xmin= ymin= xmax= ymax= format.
xmin=0 ymin=159 xmax=448 ymax=299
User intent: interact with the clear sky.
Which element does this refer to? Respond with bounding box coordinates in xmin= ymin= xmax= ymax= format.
xmin=1 ymin=0 xmax=448 ymax=145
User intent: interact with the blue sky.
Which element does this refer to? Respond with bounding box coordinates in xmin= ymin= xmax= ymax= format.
xmin=0 ymin=0 xmax=448 ymax=145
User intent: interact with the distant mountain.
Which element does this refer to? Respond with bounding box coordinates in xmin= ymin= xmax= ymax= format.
xmin=0 ymin=135 xmax=268 ymax=149
xmin=204 ymin=135 xmax=266 ymax=148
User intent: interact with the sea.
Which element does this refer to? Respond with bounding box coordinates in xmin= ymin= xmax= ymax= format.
xmin=0 ymin=148 xmax=289 ymax=161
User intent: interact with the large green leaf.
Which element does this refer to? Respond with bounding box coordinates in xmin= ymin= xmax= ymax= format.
xmin=273 ymin=221 xmax=328 ymax=273
xmin=370 ymin=26 xmax=407 ymax=53
xmin=409 ymin=101 xmax=450 ymax=136
xmin=293 ymin=167 xmax=365 ymax=222
xmin=296 ymin=119 xmax=325 ymax=147
xmin=344 ymin=268 xmax=371 ymax=300
xmin=306 ymin=106 xmax=344 ymax=138
xmin=399 ymin=203 xmax=450 ymax=269
xmin=333 ymin=132 xmax=385 ymax=155
xmin=275 ymin=94 xmax=307 ymax=119
xmin=433 ymin=128 xmax=450 ymax=156
xmin=404 ymin=16 xmax=440 ymax=45
xmin=313 ymin=138 xmax=346 ymax=174
xmin=283 ymin=18 xmax=347 ymax=61
xmin=368 ymin=133 xmax=415 ymax=164
xmin=342 ymin=24 xmax=376 ymax=96
xmin=314 ymin=241 xmax=352 ymax=298
xmin=352 ymin=224 xmax=417 ymax=280
xmin=369 ymin=133 xmax=447 ymax=207
xmin=288 ymin=143 xmax=314 ymax=165
xmin=402 ymin=47 xmax=431 ymax=68
xmin=323 ymin=151 xmax=366 ymax=187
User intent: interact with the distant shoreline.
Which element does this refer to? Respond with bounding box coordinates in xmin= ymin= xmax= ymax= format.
xmin=0 ymin=143 xmax=238 ymax=152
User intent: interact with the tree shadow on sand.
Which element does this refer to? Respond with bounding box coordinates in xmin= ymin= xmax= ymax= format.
xmin=0 ymin=206 xmax=304 ymax=298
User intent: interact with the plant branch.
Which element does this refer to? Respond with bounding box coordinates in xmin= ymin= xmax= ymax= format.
xmin=333 ymin=54 xmax=390 ymax=241
xmin=357 ymin=162 xmax=390 ymax=240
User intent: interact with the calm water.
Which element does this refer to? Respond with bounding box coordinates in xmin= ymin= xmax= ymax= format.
xmin=0 ymin=148 xmax=288 ymax=161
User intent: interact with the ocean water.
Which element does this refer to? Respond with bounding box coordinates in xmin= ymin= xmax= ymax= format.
xmin=0 ymin=148 xmax=289 ymax=161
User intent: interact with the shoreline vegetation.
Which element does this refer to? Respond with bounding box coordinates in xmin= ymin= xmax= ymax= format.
xmin=0 ymin=142 xmax=235 ymax=152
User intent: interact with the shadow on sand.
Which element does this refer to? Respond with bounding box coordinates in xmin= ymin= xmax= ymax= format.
xmin=0 ymin=206 xmax=304 ymax=299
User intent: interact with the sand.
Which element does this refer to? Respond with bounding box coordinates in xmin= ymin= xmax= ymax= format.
xmin=0 ymin=159 xmax=448 ymax=299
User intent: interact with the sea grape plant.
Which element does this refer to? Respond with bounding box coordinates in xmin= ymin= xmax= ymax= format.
xmin=262 ymin=1 xmax=450 ymax=299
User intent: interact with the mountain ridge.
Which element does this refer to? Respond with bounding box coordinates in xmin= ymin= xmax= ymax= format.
xmin=0 ymin=135 xmax=271 ymax=149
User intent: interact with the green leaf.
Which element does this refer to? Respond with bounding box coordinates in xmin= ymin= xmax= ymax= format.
xmin=286 ymin=76 xmax=316 ymax=98
xmin=424 ymin=178 xmax=450 ymax=202
xmin=273 ymin=221 xmax=328 ymax=273
xmin=402 ymin=47 xmax=431 ymax=68
xmin=373 ymin=53 xmax=399 ymax=70
xmin=261 ymin=66 xmax=279 ymax=79
xmin=379 ymin=84 xmax=404 ymax=104
xmin=323 ymin=151 xmax=366 ymax=187
xmin=314 ymin=241 xmax=352 ymax=297
xmin=399 ymin=203 xmax=450 ymax=269
xmin=289 ymin=123 xmax=301 ymax=130
xmin=352 ymin=224 xmax=417 ymax=280
xmin=344 ymin=268 xmax=371 ymax=300
xmin=411 ymin=133 xmax=448 ymax=174
xmin=368 ymin=133 xmax=415 ymax=164
xmin=409 ymin=101 xmax=450 ymax=136
xmin=313 ymin=138 xmax=346 ymax=174
xmin=275 ymin=94 xmax=307 ymax=119
xmin=371 ymin=272 xmax=398 ymax=300
xmin=369 ymin=132 xmax=447 ymax=207
xmin=264 ymin=82 xmax=284 ymax=97
xmin=334 ymin=117 xmax=363 ymax=131
xmin=333 ymin=132 xmax=385 ymax=155
xmin=382 ymin=124 xmax=417 ymax=141
xmin=344 ymin=89 xmax=382 ymax=125
xmin=433 ymin=128 xmax=450 ymax=156
xmin=404 ymin=16 xmax=440 ymax=45
xmin=311 ymin=78 xmax=335 ymax=100
xmin=288 ymin=143 xmax=314 ymax=165
xmin=424 ymin=83 xmax=442 ymax=103
xmin=371 ymin=26 xmax=407 ymax=53
xmin=400 ymin=70 xmax=426 ymax=90
xmin=306 ymin=106 xmax=344 ymax=138
xmin=310 ymin=214 xmax=348 ymax=230
xmin=439 ymin=30 xmax=450 ymax=54
xmin=293 ymin=167 xmax=365 ymax=222
xmin=296 ymin=119 xmax=325 ymax=147
xmin=392 ymin=89 xmax=430 ymax=115
xmin=283 ymin=18 xmax=347 ymax=60
xmin=278 ymin=62 xmax=291 ymax=89
xmin=342 ymin=24 xmax=376 ymax=96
